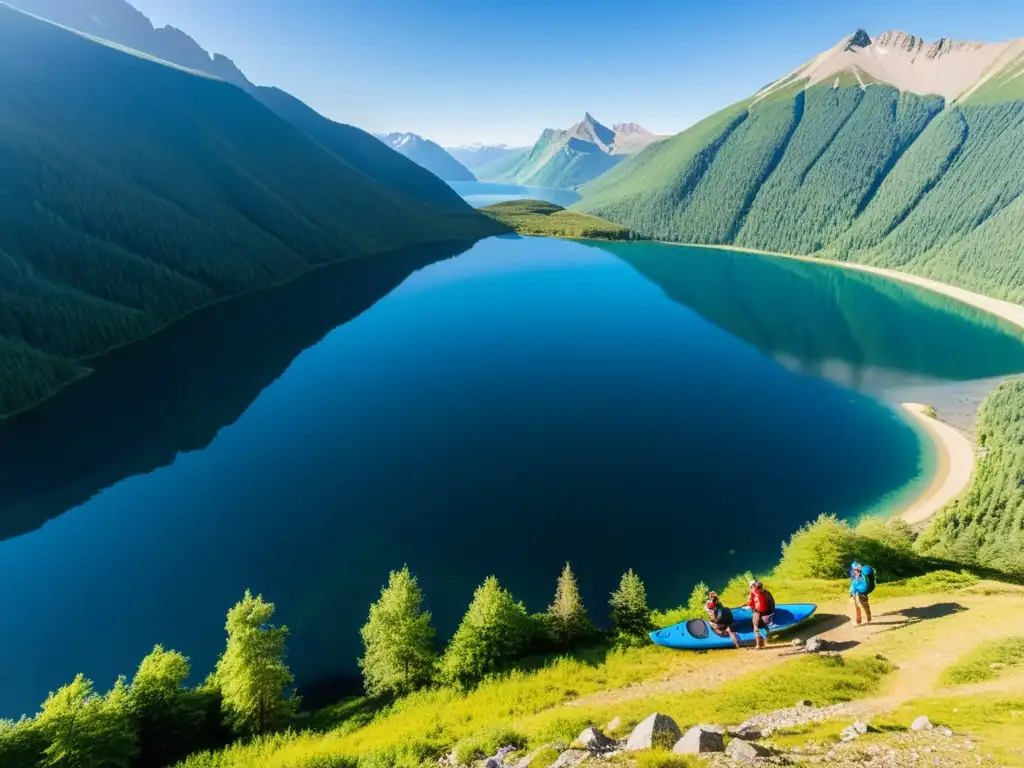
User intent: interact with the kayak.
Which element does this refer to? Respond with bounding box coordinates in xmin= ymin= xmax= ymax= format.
xmin=650 ymin=603 xmax=817 ymax=650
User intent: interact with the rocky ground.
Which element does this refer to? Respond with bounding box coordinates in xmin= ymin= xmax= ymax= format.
xmin=450 ymin=704 xmax=998 ymax=768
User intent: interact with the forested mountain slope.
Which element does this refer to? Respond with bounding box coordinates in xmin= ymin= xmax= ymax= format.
xmin=377 ymin=132 xmax=476 ymax=181
xmin=918 ymin=380 xmax=1024 ymax=575
xmin=0 ymin=5 xmax=501 ymax=418
xmin=578 ymin=30 xmax=1024 ymax=302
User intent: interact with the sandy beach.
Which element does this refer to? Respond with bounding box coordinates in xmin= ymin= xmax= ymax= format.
xmin=897 ymin=403 xmax=976 ymax=525
xmin=672 ymin=242 xmax=1024 ymax=524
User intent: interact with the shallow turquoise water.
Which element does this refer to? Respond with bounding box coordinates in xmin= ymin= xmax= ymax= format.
xmin=2 ymin=236 xmax=1023 ymax=717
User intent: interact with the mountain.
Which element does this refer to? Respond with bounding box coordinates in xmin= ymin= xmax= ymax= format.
xmin=0 ymin=4 xmax=502 ymax=418
xmin=1 ymin=0 xmax=479 ymax=194
xmin=5 ymin=0 xmax=252 ymax=87
xmin=446 ymin=143 xmax=529 ymax=170
xmin=376 ymin=132 xmax=476 ymax=181
xmin=487 ymin=114 xmax=666 ymax=188
xmin=473 ymin=147 xmax=532 ymax=181
xmin=578 ymin=29 xmax=1024 ymax=302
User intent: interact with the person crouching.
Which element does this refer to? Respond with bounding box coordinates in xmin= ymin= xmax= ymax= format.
xmin=704 ymin=591 xmax=741 ymax=649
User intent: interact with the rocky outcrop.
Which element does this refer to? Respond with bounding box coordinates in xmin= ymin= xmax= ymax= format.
xmin=672 ymin=725 xmax=725 ymax=754
xmin=624 ymin=713 xmax=682 ymax=751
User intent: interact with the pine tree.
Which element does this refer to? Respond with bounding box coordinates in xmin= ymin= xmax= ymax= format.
xmin=214 ymin=591 xmax=296 ymax=736
xmin=546 ymin=563 xmax=595 ymax=647
xmin=359 ymin=566 xmax=437 ymax=697
xmin=609 ymin=569 xmax=652 ymax=645
xmin=437 ymin=576 xmax=531 ymax=688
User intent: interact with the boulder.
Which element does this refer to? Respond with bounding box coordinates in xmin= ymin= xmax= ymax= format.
xmin=728 ymin=725 xmax=765 ymax=741
xmin=791 ymin=638 xmax=805 ymax=647
xmin=840 ymin=721 xmax=876 ymax=742
xmin=605 ymin=716 xmax=622 ymax=734
xmin=574 ymin=727 xmax=615 ymax=753
xmin=624 ymin=713 xmax=682 ymax=751
xmin=672 ymin=725 xmax=725 ymax=754
xmin=910 ymin=715 xmax=933 ymax=732
xmin=804 ymin=636 xmax=825 ymax=653
xmin=795 ymin=699 xmax=813 ymax=707
xmin=726 ymin=738 xmax=772 ymax=763
xmin=550 ymin=749 xmax=590 ymax=768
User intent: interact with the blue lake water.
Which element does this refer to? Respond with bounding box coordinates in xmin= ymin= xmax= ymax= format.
xmin=447 ymin=181 xmax=581 ymax=208
xmin=3 ymin=236 xmax=1024 ymax=717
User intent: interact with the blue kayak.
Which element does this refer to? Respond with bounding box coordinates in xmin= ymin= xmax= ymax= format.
xmin=650 ymin=603 xmax=817 ymax=649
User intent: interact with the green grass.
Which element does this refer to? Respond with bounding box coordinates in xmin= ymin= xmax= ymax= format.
xmin=633 ymin=750 xmax=705 ymax=768
xmin=940 ymin=636 xmax=1024 ymax=687
xmin=481 ymin=200 xmax=636 ymax=240
xmin=526 ymin=746 xmax=561 ymax=767
xmin=875 ymin=693 xmax=1024 ymax=766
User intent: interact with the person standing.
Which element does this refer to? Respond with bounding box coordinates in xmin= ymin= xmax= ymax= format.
xmin=850 ymin=562 xmax=872 ymax=625
xmin=747 ymin=580 xmax=776 ymax=650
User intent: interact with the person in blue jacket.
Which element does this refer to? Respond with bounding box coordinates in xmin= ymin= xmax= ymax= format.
xmin=850 ymin=562 xmax=872 ymax=625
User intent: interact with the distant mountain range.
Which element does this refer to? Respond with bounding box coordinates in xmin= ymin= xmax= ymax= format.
xmin=479 ymin=114 xmax=665 ymax=189
xmin=0 ymin=1 xmax=500 ymax=418
xmin=446 ymin=144 xmax=530 ymax=170
xmin=578 ymin=28 xmax=1024 ymax=302
xmin=376 ymin=132 xmax=475 ymax=181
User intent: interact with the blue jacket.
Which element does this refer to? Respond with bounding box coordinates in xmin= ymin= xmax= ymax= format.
xmin=850 ymin=575 xmax=869 ymax=595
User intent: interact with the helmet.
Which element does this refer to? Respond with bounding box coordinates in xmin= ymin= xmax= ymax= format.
xmin=750 ymin=580 xmax=762 ymax=589
xmin=851 ymin=562 xmax=862 ymax=572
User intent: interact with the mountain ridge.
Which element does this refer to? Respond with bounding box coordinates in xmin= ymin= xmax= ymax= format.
xmin=481 ymin=113 xmax=665 ymax=188
xmin=577 ymin=27 xmax=1024 ymax=303
xmin=376 ymin=131 xmax=476 ymax=181
xmin=0 ymin=3 xmax=501 ymax=418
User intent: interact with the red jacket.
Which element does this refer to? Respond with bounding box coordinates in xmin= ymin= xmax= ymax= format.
xmin=748 ymin=588 xmax=770 ymax=613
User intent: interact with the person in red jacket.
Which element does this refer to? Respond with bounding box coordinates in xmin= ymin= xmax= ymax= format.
xmin=747 ymin=580 xmax=776 ymax=650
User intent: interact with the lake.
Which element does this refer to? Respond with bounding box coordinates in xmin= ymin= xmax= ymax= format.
xmin=447 ymin=181 xmax=581 ymax=208
xmin=3 ymin=236 xmax=1024 ymax=718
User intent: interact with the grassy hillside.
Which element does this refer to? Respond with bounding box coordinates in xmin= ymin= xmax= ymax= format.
xmin=481 ymin=200 xmax=636 ymax=240
xmin=578 ymin=81 xmax=1024 ymax=302
xmin=0 ymin=5 xmax=501 ymax=418
xmin=917 ymin=380 xmax=1024 ymax=576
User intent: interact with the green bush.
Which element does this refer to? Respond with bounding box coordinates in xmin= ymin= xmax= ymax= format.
xmin=775 ymin=513 xmax=929 ymax=581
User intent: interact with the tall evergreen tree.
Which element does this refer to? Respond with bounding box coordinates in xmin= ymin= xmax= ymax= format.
xmin=609 ymin=569 xmax=652 ymax=646
xmin=687 ymin=581 xmax=711 ymax=618
xmin=215 ymin=591 xmax=296 ymax=736
xmin=437 ymin=576 xmax=532 ymax=688
xmin=359 ymin=566 xmax=437 ymax=697
xmin=545 ymin=563 xmax=595 ymax=647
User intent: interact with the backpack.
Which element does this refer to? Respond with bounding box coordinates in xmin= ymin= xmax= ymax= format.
xmin=762 ymin=589 xmax=776 ymax=614
xmin=863 ymin=565 xmax=876 ymax=594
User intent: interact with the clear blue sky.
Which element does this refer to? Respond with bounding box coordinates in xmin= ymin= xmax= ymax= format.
xmin=132 ymin=0 xmax=1024 ymax=146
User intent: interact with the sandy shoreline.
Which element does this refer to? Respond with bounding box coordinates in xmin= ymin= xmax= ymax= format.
xmin=897 ymin=403 xmax=975 ymax=525
xmin=667 ymin=242 xmax=1024 ymax=525
xmin=675 ymin=242 xmax=1024 ymax=331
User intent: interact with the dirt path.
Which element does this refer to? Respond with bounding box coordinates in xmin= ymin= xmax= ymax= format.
xmin=570 ymin=589 xmax=1024 ymax=711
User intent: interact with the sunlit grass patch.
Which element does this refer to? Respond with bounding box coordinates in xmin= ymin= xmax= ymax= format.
xmin=940 ymin=636 xmax=1024 ymax=686
xmin=873 ymin=693 xmax=1024 ymax=766
xmin=519 ymin=654 xmax=893 ymax=745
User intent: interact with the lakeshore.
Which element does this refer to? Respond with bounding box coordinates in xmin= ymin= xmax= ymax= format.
xmin=898 ymin=403 xmax=976 ymax=525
